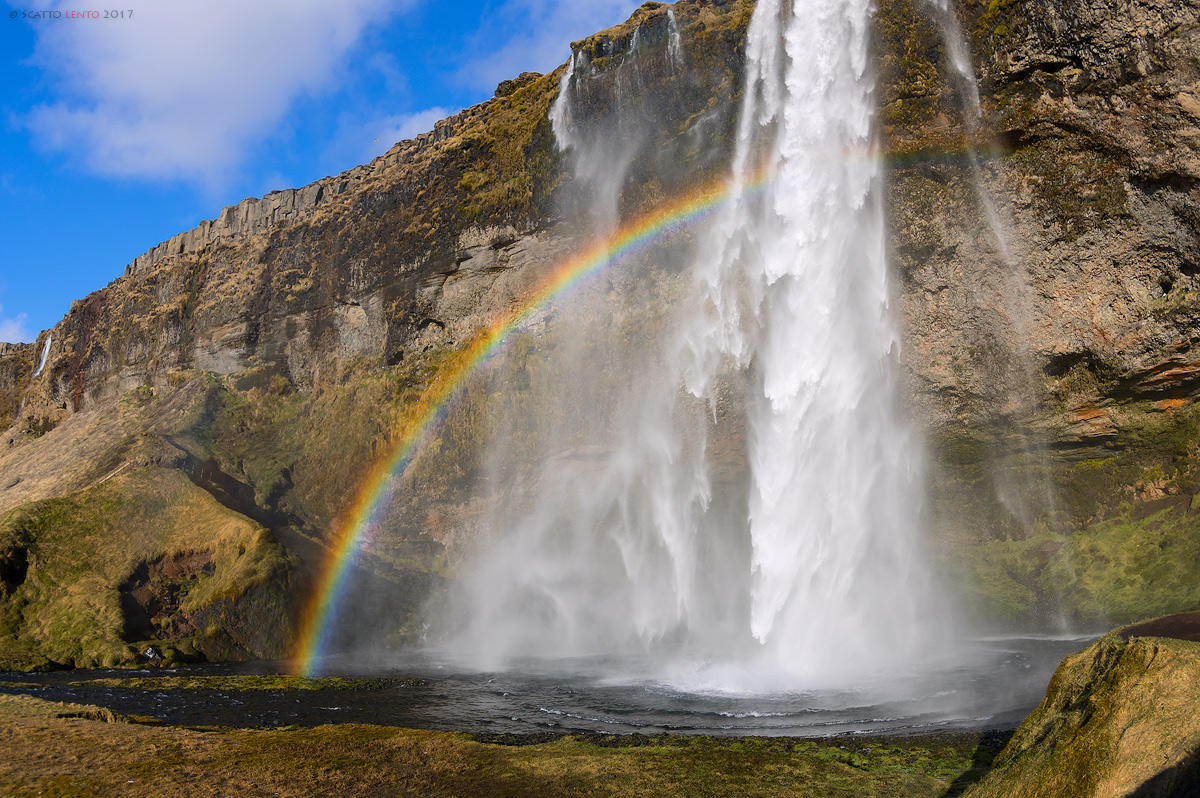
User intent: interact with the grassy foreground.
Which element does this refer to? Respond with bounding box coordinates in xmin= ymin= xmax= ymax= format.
xmin=0 ymin=693 xmax=1002 ymax=797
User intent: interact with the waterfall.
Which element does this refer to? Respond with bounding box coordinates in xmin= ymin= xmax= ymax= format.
xmin=925 ymin=0 xmax=980 ymax=122
xmin=32 ymin=334 xmax=52 ymax=378
xmin=440 ymin=0 xmax=949 ymax=688
xmin=925 ymin=1 xmax=1065 ymax=546
xmin=682 ymin=0 xmax=937 ymax=676
xmin=13 ymin=333 xmax=53 ymax=423
xmin=548 ymin=53 xmax=576 ymax=148
xmin=667 ymin=10 xmax=685 ymax=70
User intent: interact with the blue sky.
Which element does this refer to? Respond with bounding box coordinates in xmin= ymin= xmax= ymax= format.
xmin=0 ymin=0 xmax=641 ymax=343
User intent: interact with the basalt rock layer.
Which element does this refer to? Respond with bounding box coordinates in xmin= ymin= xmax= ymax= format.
xmin=0 ymin=0 xmax=1199 ymax=666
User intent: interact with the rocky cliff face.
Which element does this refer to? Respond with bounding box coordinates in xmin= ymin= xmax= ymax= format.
xmin=0 ymin=343 xmax=34 ymax=432
xmin=891 ymin=0 xmax=1200 ymax=428
xmin=2 ymin=0 xmax=1200 ymax=667
xmin=122 ymin=104 xmax=496 ymax=277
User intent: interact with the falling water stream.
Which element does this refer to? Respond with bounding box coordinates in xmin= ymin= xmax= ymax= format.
xmin=32 ymin=334 xmax=52 ymax=378
xmin=439 ymin=0 xmax=958 ymax=693
xmin=927 ymin=1 xmax=1067 ymax=560
xmin=13 ymin=333 xmax=51 ymax=420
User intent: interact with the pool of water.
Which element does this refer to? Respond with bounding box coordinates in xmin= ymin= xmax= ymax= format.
xmin=0 ymin=634 xmax=1095 ymax=736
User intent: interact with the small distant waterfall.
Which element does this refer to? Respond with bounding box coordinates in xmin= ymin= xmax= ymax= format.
xmin=925 ymin=1 xmax=1064 ymax=541
xmin=550 ymin=44 xmax=646 ymax=234
xmin=667 ymin=10 xmax=685 ymax=70
xmin=32 ymin=334 xmax=52 ymax=377
xmin=13 ymin=333 xmax=53 ymax=422
xmin=925 ymin=0 xmax=981 ymax=122
xmin=443 ymin=0 xmax=949 ymax=688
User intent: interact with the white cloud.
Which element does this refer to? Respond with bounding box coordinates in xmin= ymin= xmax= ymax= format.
xmin=0 ymin=305 xmax=31 ymax=344
xmin=317 ymin=106 xmax=454 ymax=174
xmin=367 ymin=107 xmax=453 ymax=157
xmin=459 ymin=0 xmax=642 ymax=92
xmin=257 ymin=171 xmax=295 ymax=197
xmin=23 ymin=0 xmax=413 ymax=186
xmin=365 ymin=52 xmax=410 ymax=95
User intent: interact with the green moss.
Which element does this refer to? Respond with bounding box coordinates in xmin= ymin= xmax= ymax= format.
xmin=932 ymin=400 xmax=1200 ymax=628
xmin=0 ymin=687 xmax=1003 ymax=798
xmin=1149 ymin=289 xmax=1200 ymax=324
xmin=966 ymin=636 xmax=1200 ymax=798
xmin=947 ymin=488 xmax=1200 ymax=628
xmin=119 ymin=385 xmax=156 ymax=406
xmin=971 ymin=0 xmax=1027 ymax=57
xmin=0 ymin=468 xmax=293 ymax=669
xmin=874 ymin=0 xmax=949 ymax=124
xmin=1047 ymin=506 xmax=1200 ymax=623
xmin=934 ymin=432 xmax=993 ymax=466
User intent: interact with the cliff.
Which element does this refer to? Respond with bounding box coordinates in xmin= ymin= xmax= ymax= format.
xmin=0 ymin=342 xmax=34 ymax=432
xmin=0 ymin=0 xmax=1199 ymax=667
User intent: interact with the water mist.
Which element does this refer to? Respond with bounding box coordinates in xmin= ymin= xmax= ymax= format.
xmin=438 ymin=0 xmax=953 ymax=690
xmin=927 ymin=0 xmax=1068 ymax=584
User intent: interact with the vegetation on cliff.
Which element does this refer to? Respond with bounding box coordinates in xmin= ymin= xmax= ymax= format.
xmin=0 ymin=467 xmax=292 ymax=670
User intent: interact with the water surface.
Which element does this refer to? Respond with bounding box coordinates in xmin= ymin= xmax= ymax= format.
xmin=1 ymin=634 xmax=1094 ymax=736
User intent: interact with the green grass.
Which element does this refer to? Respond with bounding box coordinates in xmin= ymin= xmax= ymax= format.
xmin=0 ymin=689 xmax=1002 ymax=798
xmin=0 ymin=468 xmax=292 ymax=669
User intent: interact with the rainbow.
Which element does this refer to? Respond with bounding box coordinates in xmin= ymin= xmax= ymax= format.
xmin=292 ymin=171 xmax=769 ymax=677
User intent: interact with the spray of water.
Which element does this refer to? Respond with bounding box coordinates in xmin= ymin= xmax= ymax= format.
xmin=683 ymin=0 xmax=940 ymax=678
xmin=924 ymin=1 xmax=1071 ymax=626
xmin=927 ymin=4 xmax=1063 ymax=504
xmin=439 ymin=0 xmax=951 ymax=689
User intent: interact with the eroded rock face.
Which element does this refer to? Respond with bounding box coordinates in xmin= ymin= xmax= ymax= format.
xmin=122 ymin=106 xmax=490 ymax=277
xmin=0 ymin=343 xmax=34 ymax=431
xmin=883 ymin=0 xmax=1200 ymax=433
xmin=9 ymin=0 xmax=1198 ymax=447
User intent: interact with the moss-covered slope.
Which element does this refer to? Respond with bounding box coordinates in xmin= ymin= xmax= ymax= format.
xmin=964 ymin=630 xmax=1200 ymax=797
xmin=0 ymin=468 xmax=293 ymax=670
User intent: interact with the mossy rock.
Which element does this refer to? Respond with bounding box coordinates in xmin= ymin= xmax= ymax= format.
xmin=0 ymin=468 xmax=296 ymax=669
xmin=965 ymin=633 xmax=1200 ymax=797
